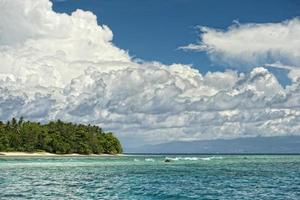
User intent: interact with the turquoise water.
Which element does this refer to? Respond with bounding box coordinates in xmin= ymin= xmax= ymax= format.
xmin=0 ymin=155 xmax=300 ymax=199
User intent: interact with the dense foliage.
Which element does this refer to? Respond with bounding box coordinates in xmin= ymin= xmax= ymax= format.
xmin=0 ymin=118 xmax=122 ymax=154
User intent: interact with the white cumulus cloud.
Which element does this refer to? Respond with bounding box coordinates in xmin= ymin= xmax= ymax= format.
xmin=1 ymin=0 xmax=300 ymax=148
xmin=180 ymin=18 xmax=300 ymax=69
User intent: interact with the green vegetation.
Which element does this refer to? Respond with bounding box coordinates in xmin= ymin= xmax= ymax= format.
xmin=0 ymin=118 xmax=122 ymax=154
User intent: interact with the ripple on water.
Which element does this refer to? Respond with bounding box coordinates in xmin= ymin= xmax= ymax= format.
xmin=0 ymin=155 xmax=300 ymax=199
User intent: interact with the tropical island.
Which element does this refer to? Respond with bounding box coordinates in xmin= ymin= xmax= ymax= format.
xmin=0 ymin=118 xmax=122 ymax=155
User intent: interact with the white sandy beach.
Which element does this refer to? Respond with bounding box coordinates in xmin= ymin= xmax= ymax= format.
xmin=0 ymin=152 xmax=123 ymax=156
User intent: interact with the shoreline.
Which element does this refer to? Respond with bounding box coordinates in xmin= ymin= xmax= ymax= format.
xmin=0 ymin=152 xmax=124 ymax=157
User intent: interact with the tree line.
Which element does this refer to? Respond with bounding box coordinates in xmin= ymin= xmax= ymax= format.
xmin=0 ymin=118 xmax=122 ymax=154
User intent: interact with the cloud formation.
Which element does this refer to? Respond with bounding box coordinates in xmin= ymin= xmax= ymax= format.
xmin=1 ymin=0 xmax=300 ymax=148
xmin=181 ymin=18 xmax=300 ymax=69
xmin=0 ymin=0 xmax=131 ymax=87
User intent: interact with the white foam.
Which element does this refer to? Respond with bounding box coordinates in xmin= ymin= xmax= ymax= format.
xmin=183 ymin=157 xmax=199 ymax=161
xmin=145 ymin=158 xmax=155 ymax=162
xmin=165 ymin=156 xmax=223 ymax=161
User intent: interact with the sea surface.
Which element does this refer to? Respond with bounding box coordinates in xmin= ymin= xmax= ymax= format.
xmin=0 ymin=155 xmax=299 ymax=199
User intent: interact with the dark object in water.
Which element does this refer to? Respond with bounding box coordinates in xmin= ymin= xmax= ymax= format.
xmin=164 ymin=159 xmax=171 ymax=162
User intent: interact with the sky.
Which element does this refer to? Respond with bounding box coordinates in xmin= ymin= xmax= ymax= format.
xmin=51 ymin=0 xmax=300 ymax=74
xmin=0 ymin=0 xmax=300 ymax=150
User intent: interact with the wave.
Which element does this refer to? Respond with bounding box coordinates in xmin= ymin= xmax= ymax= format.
xmin=165 ymin=156 xmax=223 ymax=161
xmin=145 ymin=158 xmax=155 ymax=162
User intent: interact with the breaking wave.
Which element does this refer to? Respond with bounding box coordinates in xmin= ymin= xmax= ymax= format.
xmin=165 ymin=156 xmax=223 ymax=161
xmin=145 ymin=158 xmax=155 ymax=162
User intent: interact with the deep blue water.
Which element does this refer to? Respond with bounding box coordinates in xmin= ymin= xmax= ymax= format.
xmin=0 ymin=155 xmax=300 ymax=199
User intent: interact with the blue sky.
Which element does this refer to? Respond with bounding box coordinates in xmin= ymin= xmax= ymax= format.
xmin=52 ymin=0 xmax=300 ymax=75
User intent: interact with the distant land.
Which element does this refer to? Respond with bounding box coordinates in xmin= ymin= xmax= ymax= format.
xmin=127 ymin=136 xmax=300 ymax=154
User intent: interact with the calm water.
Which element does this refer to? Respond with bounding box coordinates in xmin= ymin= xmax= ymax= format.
xmin=0 ymin=155 xmax=300 ymax=199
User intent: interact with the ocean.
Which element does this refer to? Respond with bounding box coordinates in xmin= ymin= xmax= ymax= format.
xmin=0 ymin=155 xmax=299 ymax=199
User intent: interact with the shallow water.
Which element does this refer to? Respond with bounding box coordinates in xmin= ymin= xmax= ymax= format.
xmin=0 ymin=155 xmax=300 ymax=199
